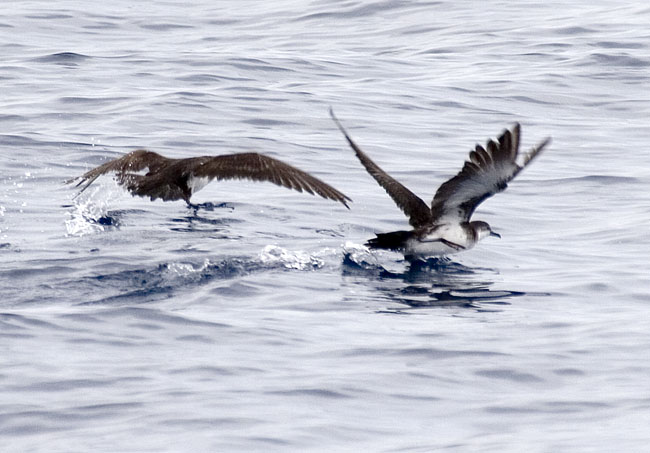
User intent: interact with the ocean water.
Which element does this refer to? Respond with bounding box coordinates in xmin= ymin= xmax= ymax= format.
xmin=2 ymin=1 xmax=650 ymax=451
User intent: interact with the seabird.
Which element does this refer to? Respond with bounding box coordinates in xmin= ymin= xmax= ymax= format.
xmin=67 ymin=149 xmax=351 ymax=208
xmin=330 ymin=109 xmax=551 ymax=260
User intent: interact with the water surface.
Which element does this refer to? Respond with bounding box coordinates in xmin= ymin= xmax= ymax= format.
xmin=2 ymin=1 xmax=650 ymax=451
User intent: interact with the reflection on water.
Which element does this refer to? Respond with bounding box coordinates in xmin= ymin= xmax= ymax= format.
xmin=342 ymin=248 xmax=525 ymax=310
xmin=169 ymin=209 xmax=241 ymax=234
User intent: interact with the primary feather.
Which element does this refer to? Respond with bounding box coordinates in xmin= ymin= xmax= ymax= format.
xmin=68 ymin=149 xmax=351 ymax=207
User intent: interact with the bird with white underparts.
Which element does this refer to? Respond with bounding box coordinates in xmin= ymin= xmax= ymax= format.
xmin=330 ymin=108 xmax=551 ymax=261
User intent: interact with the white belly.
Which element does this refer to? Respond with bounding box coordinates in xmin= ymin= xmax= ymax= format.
xmin=404 ymin=239 xmax=458 ymax=257
xmin=404 ymin=224 xmax=475 ymax=258
xmin=187 ymin=175 xmax=212 ymax=194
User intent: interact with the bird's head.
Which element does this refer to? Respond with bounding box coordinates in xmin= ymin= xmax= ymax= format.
xmin=471 ymin=221 xmax=501 ymax=241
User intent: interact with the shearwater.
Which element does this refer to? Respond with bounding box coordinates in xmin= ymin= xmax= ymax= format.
xmin=330 ymin=109 xmax=551 ymax=260
xmin=67 ymin=149 xmax=351 ymax=208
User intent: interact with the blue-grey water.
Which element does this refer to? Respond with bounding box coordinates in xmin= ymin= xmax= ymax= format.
xmin=2 ymin=1 xmax=650 ymax=451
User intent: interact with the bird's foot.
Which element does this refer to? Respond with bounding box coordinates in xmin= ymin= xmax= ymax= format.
xmin=186 ymin=201 xmax=234 ymax=212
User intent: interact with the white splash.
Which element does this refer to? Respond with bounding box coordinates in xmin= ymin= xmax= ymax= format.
xmin=342 ymin=241 xmax=372 ymax=258
xmin=64 ymin=184 xmax=121 ymax=237
xmin=164 ymin=259 xmax=211 ymax=277
xmin=342 ymin=241 xmax=380 ymax=268
xmin=259 ymin=245 xmax=324 ymax=270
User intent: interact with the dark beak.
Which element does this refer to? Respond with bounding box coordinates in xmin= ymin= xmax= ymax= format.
xmin=490 ymin=231 xmax=501 ymax=239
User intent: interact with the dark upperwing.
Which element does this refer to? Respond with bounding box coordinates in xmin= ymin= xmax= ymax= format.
xmin=330 ymin=109 xmax=432 ymax=228
xmin=430 ymin=124 xmax=551 ymax=224
xmin=68 ymin=149 xmax=351 ymax=207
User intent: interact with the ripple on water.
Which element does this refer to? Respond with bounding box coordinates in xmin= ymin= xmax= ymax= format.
xmin=2 ymin=2 xmax=650 ymax=451
xmin=32 ymin=52 xmax=91 ymax=65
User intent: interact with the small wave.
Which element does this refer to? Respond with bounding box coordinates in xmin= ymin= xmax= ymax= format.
xmin=543 ymin=175 xmax=639 ymax=186
xmin=25 ymin=13 xmax=73 ymax=20
xmin=0 ymin=114 xmax=23 ymax=122
xmin=241 ymin=118 xmax=297 ymax=127
xmin=58 ymin=96 xmax=129 ymax=106
xmin=77 ymin=258 xmax=253 ymax=306
xmin=593 ymin=41 xmax=645 ymax=50
xmin=591 ymin=52 xmax=650 ymax=68
xmin=228 ymin=58 xmax=293 ymax=73
xmin=33 ymin=52 xmax=91 ymax=65
xmin=139 ymin=23 xmax=195 ymax=31
xmin=555 ymin=26 xmax=595 ymax=35
xmin=74 ymin=246 xmax=341 ymax=306
xmin=341 ymin=241 xmax=381 ymax=270
xmin=293 ymin=1 xmax=418 ymax=22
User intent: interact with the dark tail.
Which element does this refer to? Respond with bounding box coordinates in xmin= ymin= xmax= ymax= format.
xmin=366 ymin=230 xmax=413 ymax=251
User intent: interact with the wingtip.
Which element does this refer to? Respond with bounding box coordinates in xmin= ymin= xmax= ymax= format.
xmin=329 ymin=107 xmax=343 ymax=130
xmin=519 ymin=134 xmax=552 ymax=169
xmin=328 ymin=108 xmax=357 ymax=151
xmin=509 ymin=122 xmax=521 ymax=138
xmin=328 ymin=106 xmax=341 ymax=123
xmin=534 ymin=136 xmax=552 ymax=154
xmin=64 ymin=176 xmax=87 ymax=200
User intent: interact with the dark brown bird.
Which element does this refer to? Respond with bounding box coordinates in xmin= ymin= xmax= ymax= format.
xmin=67 ymin=149 xmax=351 ymax=208
xmin=330 ymin=109 xmax=550 ymax=260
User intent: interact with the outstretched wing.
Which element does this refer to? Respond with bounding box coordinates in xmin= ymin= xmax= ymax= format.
xmin=68 ymin=149 xmax=350 ymax=207
xmin=66 ymin=149 xmax=168 ymax=196
xmin=431 ymin=123 xmax=551 ymax=223
xmin=330 ymin=109 xmax=432 ymax=228
xmin=189 ymin=152 xmax=351 ymax=208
